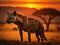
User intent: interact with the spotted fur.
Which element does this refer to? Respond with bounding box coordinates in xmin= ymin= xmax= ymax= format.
xmin=6 ymin=11 xmax=47 ymax=42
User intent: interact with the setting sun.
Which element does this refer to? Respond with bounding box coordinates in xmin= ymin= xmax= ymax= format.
xmin=25 ymin=4 xmax=37 ymax=8
xmin=21 ymin=3 xmax=44 ymax=9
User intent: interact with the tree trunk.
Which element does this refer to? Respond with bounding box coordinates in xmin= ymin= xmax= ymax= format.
xmin=46 ymin=23 xmax=50 ymax=31
xmin=46 ymin=17 xmax=51 ymax=31
xmin=39 ymin=16 xmax=52 ymax=31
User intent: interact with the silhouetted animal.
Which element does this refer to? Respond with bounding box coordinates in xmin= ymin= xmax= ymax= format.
xmin=6 ymin=11 xmax=47 ymax=42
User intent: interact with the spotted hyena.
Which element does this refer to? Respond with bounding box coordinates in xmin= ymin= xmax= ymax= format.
xmin=6 ymin=11 xmax=47 ymax=42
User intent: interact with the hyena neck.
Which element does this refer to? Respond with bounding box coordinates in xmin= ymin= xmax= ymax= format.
xmin=13 ymin=18 xmax=23 ymax=26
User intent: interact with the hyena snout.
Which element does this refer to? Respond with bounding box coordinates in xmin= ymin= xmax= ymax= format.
xmin=6 ymin=18 xmax=12 ymax=23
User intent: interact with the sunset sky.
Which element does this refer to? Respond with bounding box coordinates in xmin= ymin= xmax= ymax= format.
xmin=0 ymin=0 xmax=60 ymax=9
xmin=0 ymin=0 xmax=60 ymax=23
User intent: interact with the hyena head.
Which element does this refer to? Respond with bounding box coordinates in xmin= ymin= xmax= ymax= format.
xmin=6 ymin=11 xmax=17 ymax=23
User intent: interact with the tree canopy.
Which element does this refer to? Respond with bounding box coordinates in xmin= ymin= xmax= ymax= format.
xmin=33 ymin=8 xmax=60 ymax=16
xmin=33 ymin=8 xmax=60 ymax=31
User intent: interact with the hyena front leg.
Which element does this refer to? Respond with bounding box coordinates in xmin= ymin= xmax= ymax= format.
xmin=28 ymin=31 xmax=31 ymax=42
xmin=19 ymin=29 xmax=23 ymax=42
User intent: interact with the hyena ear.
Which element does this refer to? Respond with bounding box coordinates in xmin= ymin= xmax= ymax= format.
xmin=12 ymin=11 xmax=17 ymax=16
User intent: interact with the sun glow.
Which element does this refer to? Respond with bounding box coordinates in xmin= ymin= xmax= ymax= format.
xmin=25 ymin=4 xmax=36 ymax=8
xmin=23 ymin=3 xmax=42 ymax=9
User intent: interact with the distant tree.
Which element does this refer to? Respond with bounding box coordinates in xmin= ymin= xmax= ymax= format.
xmin=33 ymin=8 xmax=60 ymax=31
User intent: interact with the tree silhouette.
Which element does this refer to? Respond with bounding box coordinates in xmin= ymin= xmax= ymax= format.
xmin=33 ymin=8 xmax=60 ymax=31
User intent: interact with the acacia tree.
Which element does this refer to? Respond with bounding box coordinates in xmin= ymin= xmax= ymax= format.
xmin=33 ymin=8 xmax=60 ymax=31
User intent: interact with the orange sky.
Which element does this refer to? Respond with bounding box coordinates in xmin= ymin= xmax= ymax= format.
xmin=0 ymin=0 xmax=60 ymax=10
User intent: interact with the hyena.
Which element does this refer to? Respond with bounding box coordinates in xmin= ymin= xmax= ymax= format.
xmin=6 ymin=11 xmax=47 ymax=42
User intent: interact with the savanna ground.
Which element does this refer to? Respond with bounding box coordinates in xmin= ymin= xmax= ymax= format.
xmin=0 ymin=31 xmax=60 ymax=45
xmin=0 ymin=24 xmax=60 ymax=45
